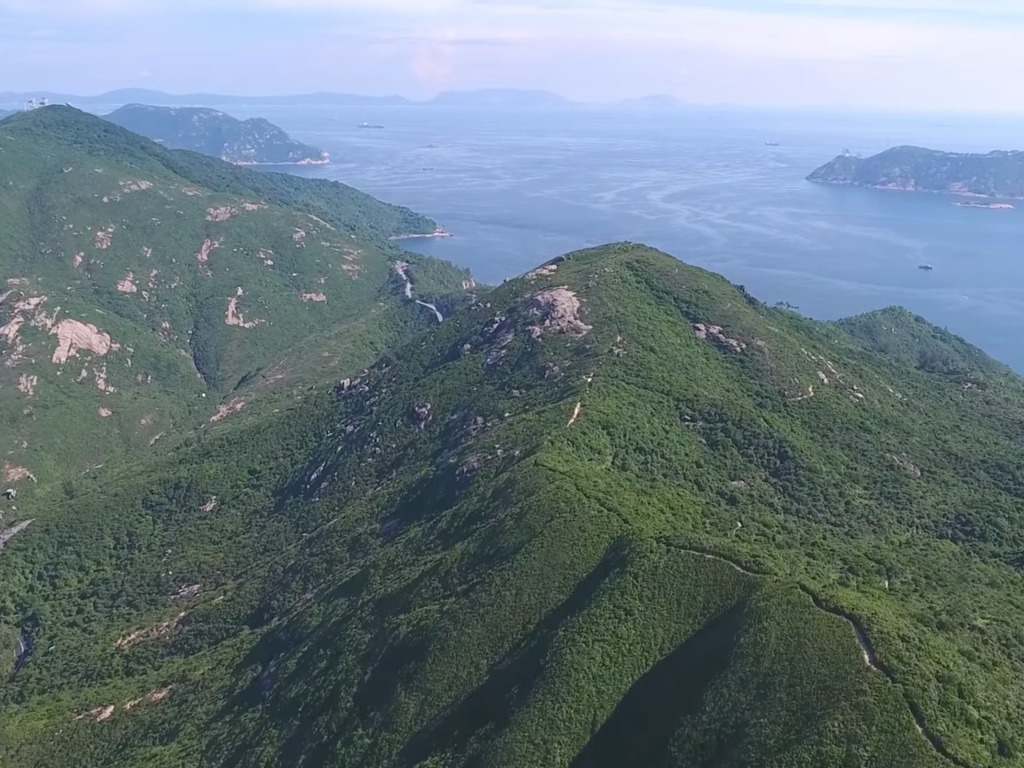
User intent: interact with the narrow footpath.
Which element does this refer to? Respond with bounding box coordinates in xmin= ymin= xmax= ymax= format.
xmin=665 ymin=543 xmax=969 ymax=767
xmin=394 ymin=262 xmax=444 ymax=323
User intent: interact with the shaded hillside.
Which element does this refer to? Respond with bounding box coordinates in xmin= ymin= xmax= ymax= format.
xmin=808 ymin=145 xmax=1024 ymax=199
xmin=3 ymin=245 xmax=1024 ymax=766
xmin=105 ymin=104 xmax=330 ymax=166
xmin=0 ymin=106 xmax=472 ymax=490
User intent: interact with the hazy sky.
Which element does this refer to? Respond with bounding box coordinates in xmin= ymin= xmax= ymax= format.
xmin=2 ymin=0 xmax=1024 ymax=111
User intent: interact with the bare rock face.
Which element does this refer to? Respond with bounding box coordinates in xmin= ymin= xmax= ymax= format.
xmin=411 ymin=403 xmax=432 ymax=430
xmin=693 ymin=323 xmax=746 ymax=354
xmin=92 ymin=225 xmax=114 ymax=249
xmin=116 ymin=272 xmax=138 ymax=293
xmin=527 ymin=287 xmax=592 ymax=339
xmin=225 ymin=288 xmax=263 ymax=329
xmin=50 ymin=319 xmax=119 ymax=364
xmin=526 ymin=263 xmax=559 ymax=281
xmin=206 ymin=205 xmax=237 ymax=222
xmin=196 ymin=237 xmax=220 ymax=265
xmin=115 ymin=612 xmax=187 ymax=650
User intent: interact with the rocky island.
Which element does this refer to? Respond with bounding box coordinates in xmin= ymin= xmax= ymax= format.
xmin=807 ymin=145 xmax=1024 ymax=200
xmin=105 ymin=104 xmax=330 ymax=166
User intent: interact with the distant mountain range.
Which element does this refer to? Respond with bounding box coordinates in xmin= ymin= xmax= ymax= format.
xmin=808 ymin=145 xmax=1024 ymax=199
xmin=0 ymin=88 xmax=688 ymax=111
xmin=105 ymin=104 xmax=330 ymax=166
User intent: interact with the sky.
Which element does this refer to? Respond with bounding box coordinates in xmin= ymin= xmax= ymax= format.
xmin=2 ymin=0 xmax=1024 ymax=111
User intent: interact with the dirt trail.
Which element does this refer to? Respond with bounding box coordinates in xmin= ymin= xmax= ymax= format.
xmin=415 ymin=300 xmax=443 ymax=322
xmin=666 ymin=544 xmax=966 ymax=766
xmin=567 ymin=401 xmax=583 ymax=427
xmin=394 ymin=262 xmax=443 ymax=323
xmin=10 ymin=632 xmax=31 ymax=680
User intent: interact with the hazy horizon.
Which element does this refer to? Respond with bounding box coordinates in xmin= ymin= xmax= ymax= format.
xmin=4 ymin=1 xmax=1024 ymax=114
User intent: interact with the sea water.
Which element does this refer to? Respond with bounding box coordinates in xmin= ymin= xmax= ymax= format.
xmin=247 ymin=104 xmax=1024 ymax=371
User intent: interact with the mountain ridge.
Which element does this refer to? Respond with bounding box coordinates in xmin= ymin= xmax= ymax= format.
xmin=0 ymin=105 xmax=471 ymax=493
xmin=2 ymin=242 xmax=1024 ymax=766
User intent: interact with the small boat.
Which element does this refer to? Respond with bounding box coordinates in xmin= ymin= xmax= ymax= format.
xmin=918 ymin=264 xmax=934 ymax=271
xmin=358 ymin=122 xmax=384 ymax=129
xmin=764 ymin=141 xmax=780 ymax=147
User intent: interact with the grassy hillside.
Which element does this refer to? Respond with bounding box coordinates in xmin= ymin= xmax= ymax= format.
xmin=3 ymin=244 xmax=1024 ymax=766
xmin=0 ymin=106 xmax=472 ymax=490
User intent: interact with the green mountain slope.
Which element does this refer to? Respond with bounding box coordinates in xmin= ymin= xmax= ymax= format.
xmin=3 ymin=244 xmax=1024 ymax=766
xmin=807 ymin=146 xmax=1024 ymax=199
xmin=837 ymin=307 xmax=1013 ymax=380
xmin=105 ymin=104 xmax=330 ymax=166
xmin=0 ymin=106 xmax=472 ymax=490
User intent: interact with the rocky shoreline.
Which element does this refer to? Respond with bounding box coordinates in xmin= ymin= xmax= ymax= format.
xmin=389 ymin=228 xmax=453 ymax=242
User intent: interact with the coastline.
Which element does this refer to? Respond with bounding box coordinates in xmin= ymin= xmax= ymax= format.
xmin=808 ymin=178 xmax=1023 ymax=202
xmin=233 ymin=156 xmax=331 ymax=167
xmin=952 ymin=201 xmax=1014 ymax=209
xmin=389 ymin=228 xmax=453 ymax=242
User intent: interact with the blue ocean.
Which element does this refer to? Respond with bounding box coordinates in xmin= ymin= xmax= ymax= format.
xmin=249 ymin=104 xmax=1024 ymax=371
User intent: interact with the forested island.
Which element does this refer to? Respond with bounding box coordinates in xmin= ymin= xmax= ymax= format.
xmin=808 ymin=145 xmax=1024 ymax=199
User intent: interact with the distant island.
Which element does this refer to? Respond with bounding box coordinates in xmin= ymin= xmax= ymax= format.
xmin=104 ymin=104 xmax=329 ymax=166
xmin=952 ymin=200 xmax=1014 ymax=209
xmin=1 ymin=87 xmax=581 ymax=111
xmin=807 ymin=145 xmax=1024 ymax=200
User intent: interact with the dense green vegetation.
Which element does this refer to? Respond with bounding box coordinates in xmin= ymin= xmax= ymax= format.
xmin=807 ymin=145 xmax=1024 ymax=198
xmin=4 ymin=242 xmax=1024 ymax=766
xmin=0 ymin=105 xmax=471 ymax=490
xmin=106 ymin=104 xmax=330 ymax=166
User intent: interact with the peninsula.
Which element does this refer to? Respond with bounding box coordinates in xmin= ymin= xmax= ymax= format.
xmin=105 ymin=104 xmax=330 ymax=166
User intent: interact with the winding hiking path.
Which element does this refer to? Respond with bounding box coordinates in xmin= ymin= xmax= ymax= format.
xmin=394 ymin=262 xmax=444 ymax=323
xmin=666 ymin=544 xmax=968 ymax=767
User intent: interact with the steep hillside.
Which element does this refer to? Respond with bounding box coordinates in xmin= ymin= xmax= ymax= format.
xmin=837 ymin=307 xmax=1014 ymax=380
xmin=0 ymin=106 xmax=472 ymax=490
xmin=808 ymin=146 xmax=1024 ymax=200
xmin=105 ymin=104 xmax=330 ymax=166
xmin=3 ymin=244 xmax=1024 ymax=767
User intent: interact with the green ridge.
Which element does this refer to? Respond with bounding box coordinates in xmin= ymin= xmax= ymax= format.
xmin=0 ymin=106 xmax=472 ymax=492
xmin=3 ymin=243 xmax=1024 ymax=766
